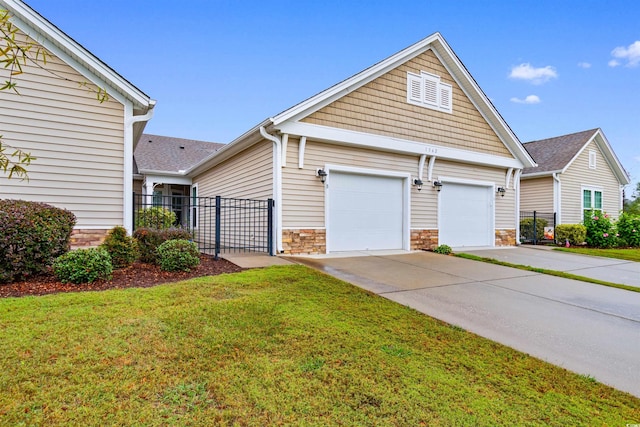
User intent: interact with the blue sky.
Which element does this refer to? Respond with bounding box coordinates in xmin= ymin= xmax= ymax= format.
xmin=24 ymin=0 xmax=640 ymax=192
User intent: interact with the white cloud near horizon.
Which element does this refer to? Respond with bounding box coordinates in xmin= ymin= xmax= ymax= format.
xmin=577 ymin=62 xmax=591 ymax=69
xmin=610 ymin=41 xmax=640 ymax=67
xmin=509 ymin=63 xmax=558 ymax=84
xmin=510 ymin=95 xmax=541 ymax=104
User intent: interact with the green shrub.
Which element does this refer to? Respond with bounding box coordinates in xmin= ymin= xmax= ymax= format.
xmin=0 ymin=199 xmax=76 ymax=283
xmin=433 ymin=244 xmax=452 ymax=255
xmin=52 ymin=247 xmax=113 ymax=284
xmin=133 ymin=227 xmax=193 ymax=264
xmin=555 ymin=224 xmax=587 ymax=246
xmin=134 ymin=206 xmax=176 ymax=230
xmin=583 ymin=210 xmax=617 ymax=248
xmin=616 ymin=212 xmax=640 ymax=247
xmin=519 ymin=217 xmax=548 ymax=241
xmin=100 ymin=226 xmax=138 ymax=268
xmin=157 ymin=239 xmax=200 ymax=272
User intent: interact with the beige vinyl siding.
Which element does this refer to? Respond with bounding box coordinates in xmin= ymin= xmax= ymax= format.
xmin=302 ymin=49 xmax=512 ymax=158
xmin=193 ymin=140 xmax=273 ymax=200
xmin=433 ymin=160 xmax=516 ymax=229
xmin=520 ymin=177 xmax=554 ymax=213
xmin=0 ymin=31 xmax=125 ymax=228
xmin=282 ymin=139 xmax=514 ymax=229
xmin=560 ymin=141 xmax=622 ymax=224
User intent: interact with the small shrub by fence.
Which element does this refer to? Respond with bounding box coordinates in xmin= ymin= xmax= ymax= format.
xmin=520 ymin=211 xmax=556 ymax=244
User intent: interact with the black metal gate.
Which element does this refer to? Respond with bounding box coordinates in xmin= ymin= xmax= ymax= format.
xmin=519 ymin=211 xmax=556 ymax=245
xmin=133 ymin=193 xmax=273 ymax=257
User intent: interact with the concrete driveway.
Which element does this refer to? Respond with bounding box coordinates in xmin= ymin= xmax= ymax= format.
xmin=293 ymin=251 xmax=640 ymax=397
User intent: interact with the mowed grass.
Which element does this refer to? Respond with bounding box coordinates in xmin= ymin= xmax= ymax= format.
xmin=1 ymin=265 xmax=638 ymax=426
xmin=554 ymin=247 xmax=640 ymax=262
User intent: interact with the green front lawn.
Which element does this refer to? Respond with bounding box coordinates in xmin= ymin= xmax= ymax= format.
xmin=1 ymin=265 xmax=638 ymax=425
xmin=554 ymin=247 xmax=640 ymax=262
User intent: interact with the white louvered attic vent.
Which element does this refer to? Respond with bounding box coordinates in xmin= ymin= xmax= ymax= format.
xmin=406 ymin=71 xmax=452 ymax=113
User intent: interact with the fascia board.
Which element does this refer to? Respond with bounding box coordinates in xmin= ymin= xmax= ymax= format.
xmin=186 ymin=119 xmax=271 ymax=177
xmin=276 ymin=121 xmax=525 ymax=169
xmin=520 ymin=170 xmax=560 ymax=179
xmin=2 ymin=0 xmax=152 ymax=109
xmin=593 ymin=130 xmax=631 ymax=185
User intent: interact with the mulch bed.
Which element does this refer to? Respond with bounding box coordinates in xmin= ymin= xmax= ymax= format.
xmin=0 ymin=255 xmax=244 ymax=298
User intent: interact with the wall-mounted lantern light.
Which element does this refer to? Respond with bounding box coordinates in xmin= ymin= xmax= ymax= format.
xmin=316 ymin=168 xmax=327 ymax=183
xmin=497 ymin=186 xmax=506 ymax=197
xmin=433 ymin=180 xmax=443 ymax=192
xmin=413 ymin=178 xmax=423 ymax=191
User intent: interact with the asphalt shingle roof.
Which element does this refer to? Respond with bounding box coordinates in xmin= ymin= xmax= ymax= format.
xmin=522 ymin=129 xmax=598 ymax=175
xmin=134 ymin=134 xmax=225 ymax=173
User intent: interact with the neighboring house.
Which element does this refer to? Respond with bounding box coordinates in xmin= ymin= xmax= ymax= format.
xmin=521 ymin=128 xmax=630 ymax=225
xmin=133 ymin=133 xmax=223 ymax=225
xmin=184 ymin=32 xmax=536 ymax=254
xmin=0 ymin=0 xmax=155 ymax=246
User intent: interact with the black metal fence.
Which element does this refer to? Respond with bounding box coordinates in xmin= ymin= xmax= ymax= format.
xmin=519 ymin=211 xmax=556 ymax=244
xmin=133 ymin=193 xmax=273 ymax=257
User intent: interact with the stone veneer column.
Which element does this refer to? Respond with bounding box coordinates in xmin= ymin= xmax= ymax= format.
xmin=495 ymin=229 xmax=516 ymax=246
xmin=410 ymin=229 xmax=439 ymax=250
xmin=282 ymin=229 xmax=326 ymax=255
xmin=70 ymin=229 xmax=108 ymax=248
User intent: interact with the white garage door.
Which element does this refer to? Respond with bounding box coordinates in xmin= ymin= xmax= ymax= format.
xmin=439 ymin=182 xmax=493 ymax=247
xmin=328 ymin=172 xmax=404 ymax=252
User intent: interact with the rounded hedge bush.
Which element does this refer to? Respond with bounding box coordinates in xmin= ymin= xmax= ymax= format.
xmin=134 ymin=206 xmax=176 ymax=230
xmin=433 ymin=244 xmax=452 ymax=255
xmin=555 ymin=224 xmax=586 ymax=246
xmin=52 ymin=247 xmax=113 ymax=284
xmin=156 ymin=239 xmax=200 ymax=272
xmin=100 ymin=226 xmax=138 ymax=268
xmin=133 ymin=227 xmax=194 ymax=264
xmin=0 ymin=199 xmax=76 ymax=283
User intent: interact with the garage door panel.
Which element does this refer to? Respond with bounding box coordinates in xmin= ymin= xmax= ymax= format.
xmin=328 ymin=172 xmax=404 ymax=252
xmin=440 ymin=183 xmax=493 ymax=247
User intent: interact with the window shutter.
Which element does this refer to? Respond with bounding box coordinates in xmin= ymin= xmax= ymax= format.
xmin=422 ymin=73 xmax=439 ymax=107
xmin=439 ymin=82 xmax=453 ymax=112
xmin=407 ymin=73 xmax=422 ymax=103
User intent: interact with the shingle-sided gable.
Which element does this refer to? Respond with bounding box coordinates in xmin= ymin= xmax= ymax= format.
xmin=301 ymin=49 xmax=512 ymax=158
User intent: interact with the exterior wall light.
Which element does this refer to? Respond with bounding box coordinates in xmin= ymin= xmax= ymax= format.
xmin=497 ymin=186 xmax=506 ymax=197
xmin=413 ymin=178 xmax=423 ymax=191
xmin=433 ymin=180 xmax=443 ymax=191
xmin=316 ymin=168 xmax=327 ymax=183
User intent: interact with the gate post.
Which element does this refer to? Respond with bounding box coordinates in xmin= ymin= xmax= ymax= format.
xmin=553 ymin=212 xmax=557 ymax=244
xmin=267 ymin=198 xmax=274 ymax=256
xmin=533 ymin=211 xmax=537 ymax=245
xmin=215 ymin=196 xmax=221 ymax=260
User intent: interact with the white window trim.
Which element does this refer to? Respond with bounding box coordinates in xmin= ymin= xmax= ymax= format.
xmin=582 ymin=186 xmax=603 ymax=213
xmin=407 ymin=71 xmax=453 ymax=113
xmin=589 ymin=150 xmax=597 ymax=169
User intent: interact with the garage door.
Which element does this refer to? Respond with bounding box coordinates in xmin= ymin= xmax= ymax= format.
xmin=439 ymin=182 xmax=493 ymax=247
xmin=328 ymin=172 xmax=404 ymax=252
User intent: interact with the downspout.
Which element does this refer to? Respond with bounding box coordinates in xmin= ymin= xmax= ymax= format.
xmin=124 ymin=101 xmax=156 ymax=234
xmin=514 ymin=169 xmax=522 ymax=244
xmin=552 ymin=173 xmax=561 ymax=224
xmin=259 ymin=126 xmax=283 ymax=254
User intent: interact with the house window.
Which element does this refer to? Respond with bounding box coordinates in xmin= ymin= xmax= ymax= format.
xmin=407 ymin=71 xmax=453 ymax=113
xmin=583 ymin=188 xmax=602 ymax=216
xmin=191 ymin=184 xmax=198 ymax=228
xmin=589 ymin=150 xmax=597 ymax=169
xmin=152 ymin=190 xmax=163 ymax=207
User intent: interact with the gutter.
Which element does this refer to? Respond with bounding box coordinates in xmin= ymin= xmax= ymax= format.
xmin=259 ymin=126 xmax=283 ymax=254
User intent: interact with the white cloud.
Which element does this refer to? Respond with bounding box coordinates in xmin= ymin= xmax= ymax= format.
xmin=577 ymin=62 xmax=591 ymax=69
xmin=510 ymin=95 xmax=541 ymax=104
xmin=610 ymin=41 xmax=640 ymax=67
xmin=509 ymin=63 xmax=558 ymax=84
